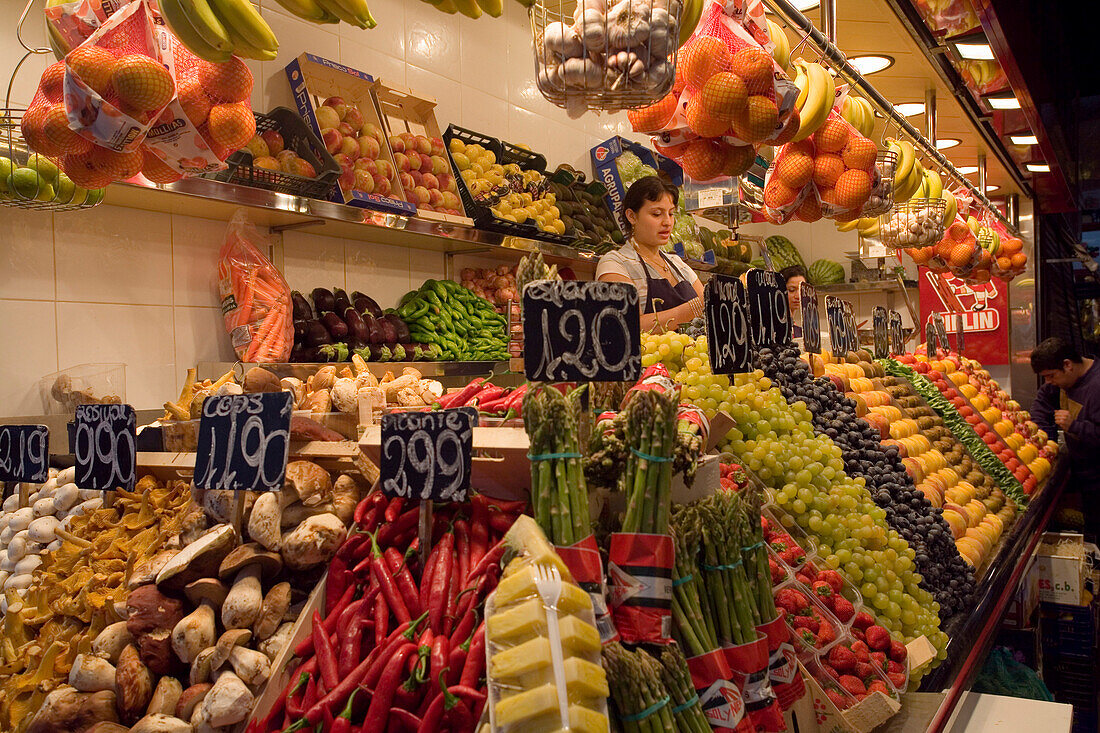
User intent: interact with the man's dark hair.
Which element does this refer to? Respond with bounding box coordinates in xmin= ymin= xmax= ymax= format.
xmin=1031 ymin=337 xmax=1082 ymax=373
xmin=779 ymin=265 xmax=807 ymax=284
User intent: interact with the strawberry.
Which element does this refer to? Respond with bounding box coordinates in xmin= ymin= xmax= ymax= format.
xmin=796 ymin=572 xmax=814 ymax=586
xmin=867 ymin=680 xmax=891 ymax=697
xmin=821 ymin=662 xmax=842 ymax=680
xmin=800 ymin=629 xmax=817 ymax=647
xmin=853 ymin=611 xmax=875 ymax=630
xmin=851 ymin=628 xmax=866 ymax=643
xmin=812 ymin=580 xmax=834 ymax=599
xmin=819 ymin=569 xmax=844 ymax=593
xmin=827 ymin=645 xmax=857 ymax=673
xmin=850 ymin=640 xmax=871 ymax=663
xmin=838 ymin=675 xmax=867 ymax=696
xmin=865 ymin=625 xmax=891 ymax=652
xmin=832 ymin=597 xmax=855 ymax=622
xmin=781 ymin=548 xmax=805 ymax=566
xmin=817 ymin=621 xmax=836 ymax=645
xmin=854 ymin=662 xmax=874 ymax=680
xmin=774 ymin=588 xmax=807 ymax=613
xmin=792 ymin=615 xmax=820 ymax=633
xmin=768 ymin=558 xmax=785 ymax=584
xmin=870 ymin=651 xmax=888 ymax=669
xmin=825 ymin=689 xmax=850 ymax=710
xmin=887 ymin=671 xmax=907 ymax=689
xmin=889 ymin=640 xmax=908 ymax=664
xmin=887 ymin=660 xmax=905 ymax=675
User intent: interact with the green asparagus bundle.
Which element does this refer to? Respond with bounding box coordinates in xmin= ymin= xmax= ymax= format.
xmin=603 ymin=642 xmax=676 ymax=733
xmin=669 ymin=522 xmax=719 ymax=658
xmin=621 ymin=387 xmax=680 ymax=534
xmin=516 ymin=251 xmax=560 ymax=297
xmin=658 ymin=643 xmax=711 ymax=733
xmin=739 ymin=483 xmax=779 ymax=624
xmin=523 ymin=384 xmax=591 ymax=545
xmin=671 ymin=406 xmax=706 ymax=488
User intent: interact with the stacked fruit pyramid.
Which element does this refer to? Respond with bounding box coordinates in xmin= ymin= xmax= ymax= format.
xmin=640 ymin=331 xmax=950 ymax=676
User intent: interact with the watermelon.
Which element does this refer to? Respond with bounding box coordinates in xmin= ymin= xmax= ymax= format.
xmin=807 ymin=258 xmax=845 ymax=286
xmin=764 ymin=235 xmax=806 ymax=271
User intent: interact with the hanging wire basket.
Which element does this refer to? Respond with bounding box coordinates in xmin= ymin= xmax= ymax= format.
xmin=878 ymin=197 xmax=946 ymax=249
xmin=531 ymin=0 xmax=682 ymax=112
xmin=860 ymin=149 xmax=897 ymax=217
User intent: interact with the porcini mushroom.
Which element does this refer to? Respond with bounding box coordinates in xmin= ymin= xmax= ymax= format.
xmin=210 ymin=629 xmax=251 ymax=670
xmin=247 ymin=492 xmax=282 ymax=552
xmin=156 ymin=524 xmax=237 ymax=592
xmin=218 ymin=544 xmax=282 ymax=630
xmin=253 ymin=582 xmax=291 ymax=640
xmin=172 ymin=579 xmax=227 ymax=664
xmin=283 ymin=461 xmax=332 ymax=507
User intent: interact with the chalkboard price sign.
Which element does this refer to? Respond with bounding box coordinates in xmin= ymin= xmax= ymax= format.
xmin=381 ymin=408 xmax=474 ymax=502
xmin=872 ymin=306 xmax=888 ymax=359
xmin=705 ymin=274 xmax=753 ymax=374
xmin=0 ymin=425 xmax=49 ymax=484
xmin=825 ymin=296 xmax=853 ymax=354
xmin=194 ymin=392 xmax=293 ymax=493
xmin=954 ymin=312 xmax=965 ymax=354
xmin=800 ymin=282 xmax=821 ymax=354
xmin=523 ymin=280 xmax=641 ymax=383
xmin=842 ymin=300 xmax=858 ymax=353
xmin=746 ymin=268 xmax=792 ymax=347
xmin=932 ymin=312 xmax=949 ymax=352
xmin=888 ymin=311 xmax=904 ymax=356
xmin=74 ymin=404 xmax=136 ymax=491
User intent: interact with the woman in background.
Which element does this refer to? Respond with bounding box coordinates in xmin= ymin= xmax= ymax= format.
xmin=781 ymin=265 xmax=808 ymax=338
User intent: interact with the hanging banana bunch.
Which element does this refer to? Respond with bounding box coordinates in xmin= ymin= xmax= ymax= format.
xmin=841 ymin=94 xmax=875 ymax=138
xmin=158 ymin=0 xmax=280 ymax=60
xmin=789 ymin=58 xmax=835 ymax=142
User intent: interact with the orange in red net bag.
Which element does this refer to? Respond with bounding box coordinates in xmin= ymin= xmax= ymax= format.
xmin=218 ymin=211 xmax=294 ymax=363
xmin=762 ymin=139 xmax=815 ymax=223
xmin=809 ymin=110 xmax=880 ymax=221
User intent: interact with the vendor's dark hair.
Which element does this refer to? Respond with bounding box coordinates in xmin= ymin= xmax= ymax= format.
xmin=623 ymin=176 xmax=679 ymax=218
xmin=779 ymin=265 xmax=807 ymax=284
xmin=1031 ymin=337 xmax=1083 ymax=372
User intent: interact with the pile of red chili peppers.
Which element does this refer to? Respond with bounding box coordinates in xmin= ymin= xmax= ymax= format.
xmin=247 ymin=490 xmax=526 ymax=733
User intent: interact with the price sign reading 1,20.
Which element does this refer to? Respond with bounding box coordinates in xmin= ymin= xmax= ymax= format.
xmin=872 ymin=306 xmax=888 ymax=360
xmin=705 ymin=274 xmax=752 ymax=375
xmin=888 ymin=310 xmax=904 ymax=357
xmin=381 ymin=408 xmax=474 ymax=503
xmin=746 ymin=268 xmax=792 ymax=348
xmin=74 ymin=404 xmax=136 ymax=491
xmin=0 ymin=425 xmax=49 ymax=484
xmin=194 ymin=392 xmax=293 ymax=493
xmin=523 ymin=280 xmax=641 ymax=383
xmin=800 ymin=282 xmax=821 ymax=354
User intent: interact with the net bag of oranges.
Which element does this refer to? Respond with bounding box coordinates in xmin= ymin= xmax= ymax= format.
xmin=762 ymin=139 xmax=816 ymax=223
xmin=808 ymin=109 xmax=880 ymax=221
xmin=43 ymin=0 xmax=120 ymax=60
xmin=218 ymin=211 xmax=294 ymax=363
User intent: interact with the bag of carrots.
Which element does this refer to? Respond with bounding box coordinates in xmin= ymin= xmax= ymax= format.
xmin=218 ymin=210 xmax=293 ymax=363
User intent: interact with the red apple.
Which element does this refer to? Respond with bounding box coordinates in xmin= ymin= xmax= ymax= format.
xmin=358 ymin=136 xmax=380 ymax=160
xmin=428 ymin=188 xmax=444 ymax=206
xmin=338 ymin=122 xmax=356 ymax=138
xmin=406 ymin=150 xmax=422 ymax=172
xmin=441 ymin=191 xmax=460 ymax=209
xmin=372 ymin=174 xmax=391 ymax=196
xmin=260 ymin=129 xmax=284 ymax=155
xmin=285 ymin=158 xmax=316 ymax=178
xmin=344 ymin=106 xmax=364 ymax=128
xmin=410 ymin=170 xmax=423 ymax=187
xmin=412 ymin=185 xmax=431 ymax=204
xmin=389 ymin=135 xmax=406 ymax=153
xmin=353 ymin=157 xmax=378 ymax=175
xmin=375 ymin=159 xmax=393 ymax=178
xmin=316 ymin=105 xmax=341 ymax=130
xmin=430 ymin=155 xmax=448 ymax=175
xmin=339 ymin=168 xmax=355 ymax=191
xmin=323 ymin=96 xmax=348 ymax=120
xmin=321 ymin=128 xmax=342 ymax=154
xmin=415 ymin=135 xmax=432 ymax=156
xmin=361 ymin=122 xmax=385 ymax=146
xmin=353 ymin=168 xmax=375 ymax=193
xmin=398 ymin=171 xmax=415 ymax=191
xmin=421 ymin=172 xmax=439 ymax=189
xmin=430 ymin=136 xmax=445 ymax=157
xmin=393 ymin=152 xmax=410 ymax=172
xmin=338 ymin=135 xmax=360 ymax=160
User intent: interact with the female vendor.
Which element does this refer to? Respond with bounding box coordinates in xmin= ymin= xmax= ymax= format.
xmin=596 ymin=176 xmax=705 ymax=331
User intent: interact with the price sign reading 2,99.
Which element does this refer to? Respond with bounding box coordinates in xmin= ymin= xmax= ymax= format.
xmin=381 ymin=409 xmax=474 ymax=502
xmin=746 ymin=268 xmax=792 ymax=347
xmin=522 ymin=280 xmax=641 ymax=383
xmin=705 ymin=274 xmax=752 ymax=374
xmin=74 ymin=404 xmax=136 ymax=491
xmin=800 ymin=282 xmax=821 ymax=354
xmin=0 ymin=425 xmax=49 ymax=484
xmin=194 ymin=392 xmax=293 ymax=493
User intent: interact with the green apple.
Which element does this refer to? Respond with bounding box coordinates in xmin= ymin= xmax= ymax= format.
xmin=25 ymin=153 xmax=59 ymax=183
xmin=0 ymin=157 xmax=12 ymax=192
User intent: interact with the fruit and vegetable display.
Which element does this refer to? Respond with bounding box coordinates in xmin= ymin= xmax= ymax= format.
xmin=905 ymin=205 xmax=1028 ymax=284
xmin=700 ymin=227 xmax=753 ymax=275
xmin=396 ymin=279 xmax=510 ymax=362
xmin=545 ymin=176 xmax=625 ymax=253
xmin=388 ymin=131 xmax=465 ymax=215
xmin=458 ymin=266 xmax=519 ymax=308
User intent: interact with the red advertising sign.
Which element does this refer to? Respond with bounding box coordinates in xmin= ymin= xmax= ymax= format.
xmin=918 ymin=267 xmax=1009 ymax=364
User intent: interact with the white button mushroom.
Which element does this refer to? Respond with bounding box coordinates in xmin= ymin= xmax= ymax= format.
xmin=4 ymin=573 xmax=33 ymax=591
xmin=6 ymin=532 xmax=28 ymax=563
xmin=9 ymin=507 xmax=33 ymax=533
xmin=32 ymin=497 xmax=57 ymax=519
xmin=28 ymin=515 xmax=59 ymax=544
xmin=56 ymin=466 xmax=75 ymax=485
xmin=52 ymin=483 xmax=79 ymax=513
xmin=14 ymin=554 xmax=42 ymax=576
xmin=2 ymin=495 xmax=19 ymax=513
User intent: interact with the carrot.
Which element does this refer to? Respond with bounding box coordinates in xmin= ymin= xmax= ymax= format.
xmin=235 ymin=270 xmax=257 ymax=329
xmin=246 ymin=305 xmax=286 ymax=362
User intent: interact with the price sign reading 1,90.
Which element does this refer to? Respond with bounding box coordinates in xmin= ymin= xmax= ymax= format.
xmin=705 ymin=274 xmax=752 ymax=374
xmin=800 ymin=282 xmax=821 ymax=354
xmin=74 ymin=404 xmax=136 ymax=491
xmin=522 ymin=280 xmax=641 ymax=383
xmin=0 ymin=425 xmax=49 ymax=484
xmin=746 ymin=268 xmax=792 ymax=348
xmin=194 ymin=392 xmax=293 ymax=493
xmin=381 ymin=408 xmax=474 ymax=502
xmin=888 ymin=310 xmax=904 ymax=357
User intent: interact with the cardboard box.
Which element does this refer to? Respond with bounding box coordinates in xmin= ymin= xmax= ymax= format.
xmin=590 ymin=135 xmax=683 ymax=232
xmin=284 ymin=53 xmax=417 ymax=216
xmin=1036 ymin=532 xmax=1087 ymax=606
xmin=1004 ymin=552 xmax=1040 ymax=628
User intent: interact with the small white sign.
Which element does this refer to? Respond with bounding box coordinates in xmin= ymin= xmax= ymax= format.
xmin=698 ymin=188 xmax=725 ymax=208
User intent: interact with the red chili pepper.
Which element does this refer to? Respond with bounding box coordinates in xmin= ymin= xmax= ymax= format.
xmin=430 ymin=634 xmax=449 ymax=691
xmin=370 ymin=538 xmax=411 ymax=624
xmin=326 ymin=557 xmax=350 ymax=613
xmin=444 ymin=547 xmax=460 ymax=637
xmin=468 ymin=502 xmax=488 ymax=572
xmin=295 ymin=584 xmax=354 ymax=657
xmin=471 ymin=384 xmax=506 ymax=406
xmin=393 ymin=671 xmax=423 ymax=711
xmin=447 ymin=686 xmax=487 ymax=705
xmin=337 ymin=597 xmax=367 ymax=638
xmin=331 ymin=689 xmax=357 ymax=733
xmin=488 ymin=511 xmax=516 ymax=535
xmin=360 ymin=643 xmax=418 ymax=732
xmin=275 ymin=670 xmax=311 ymax=722
xmin=384 ymin=547 xmax=422 ymax=619
xmin=302 ymin=674 xmax=319 ymax=710
xmin=443 ymin=378 xmax=485 ymax=409
xmin=445 ymin=633 xmax=467 ymax=687
xmin=376 ymin=507 xmax=420 ymax=548
xmin=418 ymin=541 xmax=440 ymax=616
xmin=450 ymin=584 xmax=481 ymax=646
xmin=454 ymin=520 xmax=471 ymax=586
xmin=312 ymin=610 xmax=340 ymax=691
xmin=465 ymin=538 xmax=505 ymax=581
xmin=503 ymin=383 xmax=528 ymax=409
xmin=321 ymin=704 xmax=335 ymax=731
xmin=459 ymin=622 xmax=485 ymax=688
xmin=429 ymin=534 xmax=454 ymax=634
xmin=374 ymin=592 xmax=390 ymax=648
xmin=385 ymin=496 xmax=406 ymax=522
xmin=353 ymin=495 xmax=374 ymax=525
xmin=475 ymin=393 xmax=512 ymax=413
xmin=362 ymin=610 xmax=430 ymax=691
xmin=471 ymin=493 xmax=527 ymax=515
xmin=337 ymin=533 xmax=371 ymax=563
xmin=339 ymin=616 xmax=369 ymax=678
xmin=416 ymin=673 xmax=472 ymax=733
xmin=389 ymin=709 xmax=422 ymax=733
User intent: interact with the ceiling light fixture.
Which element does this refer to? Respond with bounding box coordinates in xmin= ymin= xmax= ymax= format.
xmin=954 ymin=42 xmax=994 ymax=60
xmin=956 ymin=166 xmax=979 ymax=174
xmin=849 ymin=55 xmax=894 ymax=75
xmin=935 ymin=138 xmax=960 ymax=150
xmin=984 ymin=185 xmax=1000 ymax=192
xmin=1026 ymin=163 xmax=1050 ymax=173
xmin=984 ymin=93 xmax=1021 ymax=110
xmin=1009 ymin=134 xmax=1039 ymax=146
xmin=766 ymin=0 xmax=818 ymax=11
xmin=894 ymin=102 xmax=925 ymax=116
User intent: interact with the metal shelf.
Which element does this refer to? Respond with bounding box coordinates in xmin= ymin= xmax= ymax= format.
xmin=195 ymin=360 xmax=513 ymax=383
xmin=816 ymin=280 xmax=918 ymax=294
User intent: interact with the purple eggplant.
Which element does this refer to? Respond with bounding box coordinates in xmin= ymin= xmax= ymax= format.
xmin=368 ymin=344 xmax=392 ymax=362
xmin=305 ymin=319 xmax=333 ymax=347
xmin=292 ymin=291 xmax=314 ymax=321
xmin=321 ymin=311 xmax=348 ymax=340
xmin=383 ymin=314 xmax=411 ymax=343
xmin=293 ymin=320 xmax=309 ymax=343
xmin=311 ymin=287 xmax=336 ymax=313
xmin=377 ymin=316 xmax=398 ymax=343
xmin=333 ymin=288 xmax=353 ymax=314
xmin=352 ymin=291 xmax=383 ymax=318
xmin=363 ymin=314 xmax=385 ymax=344
xmin=344 ymin=307 xmax=370 ymax=345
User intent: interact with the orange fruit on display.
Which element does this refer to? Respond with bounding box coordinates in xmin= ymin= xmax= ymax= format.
xmin=680 ymin=37 xmax=732 ymax=91
xmin=812 ymin=153 xmax=844 ymax=188
xmin=177 ymin=79 xmax=213 ymax=126
xmin=731 ymin=46 xmax=773 ymax=93
xmin=764 ymin=178 xmax=798 ymax=208
xmin=90 ymin=146 xmax=143 ymax=180
xmin=673 ymin=63 xmax=687 ymax=95
xmin=947 ymin=242 xmax=976 ymax=268
xmin=814 ymin=116 xmax=850 ymax=154
xmin=20 ymin=103 xmax=55 ymax=156
xmin=198 ymin=56 xmax=252 ymax=103
xmin=140 ymin=147 xmax=182 ymax=184
xmin=833 ymin=169 xmax=871 ymax=209
xmin=680 ymin=138 xmax=729 ymax=181
xmin=42 ymin=104 xmax=92 ymax=156
xmin=699 ymin=72 xmax=748 ymax=122
xmin=1001 ymin=237 xmax=1023 ymax=255
xmin=995 ymin=256 xmax=1012 ymax=271
xmin=774 ymin=151 xmax=813 ymax=188
xmin=40 ymin=62 xmax=66 ymax=104
xmin=841 ymin=136 xmax=876 ymax=171
xmin=628 ymin=93 xmax=678 ymax=133
xmin=909 ymin=246 xmax=935 ymax=264
xmin=62 ymin=151 xmax=113 ymax=188
xmin=684 ymin=94 xmax=729 ymax=138
xmin=977 ymin=249 xmax=993 ymax=269
xmin=736 ymin=95 xmax=778 ymax=142
xmin=1010 ymin=253 xmax=1027 ymax=268
xmin=948 ymin=221 xmax=971 ymax=242
xmin=774 ymin=109 xmax=800 ymax=144
xmin=653 ymin=136 xmax=691 ymax=159
xmin=112 ymin=55 xmax=174 ymax=112
xmin=722 ymin=144 xmax=756 ymax=177
xmin=207 ymin=103 xmax=256 ymax=150
xmin=796 ymin=193 xmax=822 ymax=222
xmin=67 ymin=46 xmax=117 ymax=97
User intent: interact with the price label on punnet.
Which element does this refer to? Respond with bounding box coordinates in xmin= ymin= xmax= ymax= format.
xmin=705 ymin=274 xmax=752 ymax=374
xmin=194 ymin=392 xmax=292 ymax=493
xmin=0 ymin=425 xmax=49 ymax=484
xmin=799 ymin=282 xmax=821 ymax=354
xmin=872 ymin=306 xmax=888 ymax=360
xmin=74 ymin=404 xmax=136 ymax=491
xmin=889 ymin=310 xmax=904 ymax=356
xmin=380 ymin=408 xmax=474 ymax=503
xmin=746 ymin=268 xmax=792 ymax=348
xmin=522 ymin=280 xmax=641 ymax=383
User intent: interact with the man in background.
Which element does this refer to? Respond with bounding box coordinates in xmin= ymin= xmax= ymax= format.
xmin=1031 ymin=337 xmax=1100 ymax=537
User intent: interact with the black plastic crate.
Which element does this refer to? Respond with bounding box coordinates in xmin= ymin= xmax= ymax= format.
xmin=1073 ymin=708 xmax=1098 ymax=733
xmin=498 ymin=140 xmax=577 ymax=247
xmin=1041 ymin=604 xmax=1097 ymax=659
xmin=212 ymin=107 xmax=339 ymax=200
xmin=443 ymin=124 xmax=541 ymax=237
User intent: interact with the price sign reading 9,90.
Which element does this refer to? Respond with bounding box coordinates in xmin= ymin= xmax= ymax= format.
xmin=0 ymin=425 xmax=49 ymax=484
xmin=381 ymin=408 xmax=474 ymax=502
xmin=523 ymin=280 xmax=641 ymax=383
xmin=194 ymin=392 xmax=293 ymax=493
xmin=746 ymin=268 xmax=792 ymax=347
xmin=74 ymin=404 xmax=136 ymax=491
xmin=705 ymin=274 xmax=752 ymax=374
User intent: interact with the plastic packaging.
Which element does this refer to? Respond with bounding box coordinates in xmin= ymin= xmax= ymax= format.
xmin=39 ymin=363 xmax=125 ymax=415
xmin=218 ymin=211 xmax=294 ymax=363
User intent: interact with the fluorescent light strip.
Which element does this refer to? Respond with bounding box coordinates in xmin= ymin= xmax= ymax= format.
xmin=849 ymin=55 xmax=894 ymax=75
xmin=956 ymin=166 xmax=979 ymax=174
xmin=894 ymin=103 xmax=925 ymax=116
xmin=935 ymin=138 xmax=960 ymax=150
xmin=984 ymin=185 xmax=1000 ymax=192
xmin=1026 ymin=163 xmax=1050 ymax=173
xmin=955 ymin=42 xmax=994 ymax=60
xmin=1009 ymin=134 xmax=1039 ymax=145
xmin=986 ymin=95 xmax=1021 ymax=110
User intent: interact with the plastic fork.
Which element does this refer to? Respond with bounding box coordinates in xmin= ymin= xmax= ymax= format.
xmin=533 ymin=562 xmax=570 ymax=728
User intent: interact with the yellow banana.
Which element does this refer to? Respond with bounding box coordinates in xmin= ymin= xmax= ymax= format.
xmin=858 ymin=98 xmax=875 ymax=137
xmin=679 ymin=0 xmax=703 ymax=47
xmin=161 ymin=0 xmax=234 ymax=61
xmin=332 ymin=0 xmax=377 ymax=26
xmin=924 ymin=168 xmax=943 ymax=199
xmin=316 ymin=0 xmax=367 ymax=26
xmin=435 ymin=0 xmax=458 ymax=11
xmin=897 ymin=159 xmax=924 ymax=202
xmin=223 ymin=24 xmax=278 ymax=59
xmin=792 ymin=61 xmax=833 ymax=142
xmin=857 ymin=218 xmax=880 ymax=238
xmin=452 ymin=0 xmax=482 ymax=18
xmin=836 ymin=218 xmax=860 ymax=232
xmin=767 ymin=18 xmax=791 ymax=71
xmin=888 ymin=138 xmax=914 ymax=193
xmin=209 ymin=0 xmax=278 ymax=54
xmin=475 ymin=0 xmax=503 ymax=17
xmin=941 ymin=188 xmax=957 ymax=225
xmin=793 ymin=61 xmax=810 ymax=111
xmin=270 ymin=0 xmax=336 ymax=23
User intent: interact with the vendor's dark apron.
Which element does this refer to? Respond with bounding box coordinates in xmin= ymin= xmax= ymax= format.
xmin=638 ymin=251 xmax=695 ymax=314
